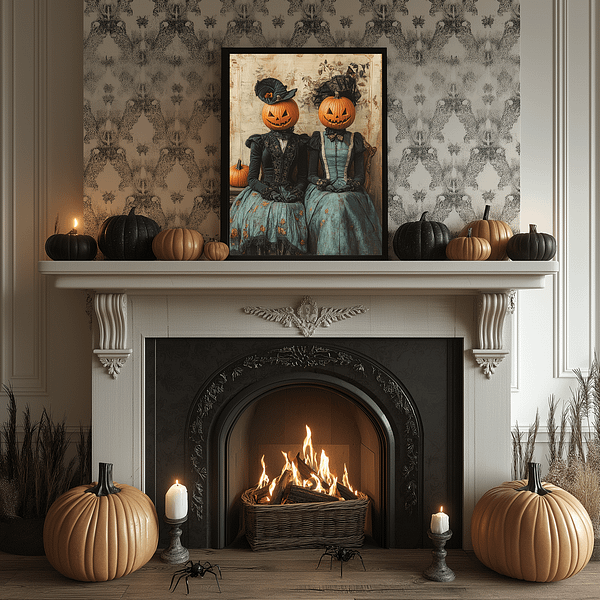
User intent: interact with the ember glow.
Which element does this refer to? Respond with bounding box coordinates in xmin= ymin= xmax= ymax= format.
xmin=256 ymin=425 xmax=357 ymax=501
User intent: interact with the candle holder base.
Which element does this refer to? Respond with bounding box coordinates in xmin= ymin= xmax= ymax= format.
xmin=160 ymin=516 xmax=189 ymax=564
xmin=422 ymin=529 xmax=455 ymax=582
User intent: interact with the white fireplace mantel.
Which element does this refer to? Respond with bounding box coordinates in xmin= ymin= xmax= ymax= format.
xmin=40 ymin=259 xmax=557 ymax=549
xmin=39 ymin=260 xmax=558 ymax=294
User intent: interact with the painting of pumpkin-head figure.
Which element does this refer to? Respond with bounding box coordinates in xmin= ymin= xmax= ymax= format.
xmin=223 ymin=50 xmax=386 ymax=259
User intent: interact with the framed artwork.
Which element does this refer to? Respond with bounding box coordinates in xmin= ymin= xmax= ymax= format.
xmin=221 ymin=48 xmax=387 ymax=260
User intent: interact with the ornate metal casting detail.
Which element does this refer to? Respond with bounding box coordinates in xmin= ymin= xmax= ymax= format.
xmin=188 ymin=344 xmax=420 ymax=523
xmin=243 ymin=296 xmax=368 ymax=337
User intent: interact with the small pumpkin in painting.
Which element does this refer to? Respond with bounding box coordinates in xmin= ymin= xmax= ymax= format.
xmin=506 ymin=224 xmax=557 ymax=261
xmin=471 ymin=462 xmax=593 ymax=582
xmin=230 ymin=159 xmax=249 ymax=188
xmin=203 ymin=241 xmax=230 ymax=261
xmin=317 ymin=92 xmax=356 ymax=130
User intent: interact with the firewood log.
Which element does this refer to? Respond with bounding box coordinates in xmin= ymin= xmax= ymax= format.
xmin=295 ymin=453 xmax=330 ymax=490
xmin=269 ymin=469 xmax=292 ymax=505
xmin=285 ymin=484 xmax=339 ymax=504
xmin=336 ymin=482 xmax=357 ymax=500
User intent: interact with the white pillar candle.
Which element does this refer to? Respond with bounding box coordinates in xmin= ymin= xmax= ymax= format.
xmin=430 ymin=506 xmax=450 ymax=534
xmin=165 ymin=480 xmax=188 ymax=520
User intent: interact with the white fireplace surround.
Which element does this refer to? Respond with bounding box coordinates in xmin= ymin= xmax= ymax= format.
xmin=40 ymin=260 xmax=558 ymax=549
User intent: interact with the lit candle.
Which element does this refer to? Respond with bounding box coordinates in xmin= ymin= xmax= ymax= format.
xmin=430 ymin=506 xmax=450 ymax=534
xmin=165 ymin=480 xmax=188 ymax=520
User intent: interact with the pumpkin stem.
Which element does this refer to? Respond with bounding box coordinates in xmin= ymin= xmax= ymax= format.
xmin=516 ymin=462 xmax=551 ymax=496
xmin=419 ymin=211 xmax=428 ymax=221
xmin=483 ymin=204 xmax=491 ymax=220
xmin=236 ymin=158 xmax=242 ymax=170
xmin=529 ymin=224 xmax=538 ymax=233
xmin=466 ymin=227 xmax=473 ymax=238
xmin=86 ymin=462 xmax=121 ymax=496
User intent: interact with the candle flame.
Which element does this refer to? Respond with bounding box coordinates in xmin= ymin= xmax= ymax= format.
xmin=73 ymin=218 xmax=78 ymax=228
xmin=440 ymin=506 xmax=444 ymax=512
xmin=176 ymin=479 xmax=179 ymax=485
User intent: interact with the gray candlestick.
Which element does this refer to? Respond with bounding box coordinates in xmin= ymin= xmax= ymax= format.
xmin=422 ymin=529 xmax=455 ymax=582
xmin=160 ymin=515 xmax=190 ymax=564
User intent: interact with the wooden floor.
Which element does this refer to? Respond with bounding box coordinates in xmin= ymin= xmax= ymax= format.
xmin=1 ymin=546 xmax=600 ymax=600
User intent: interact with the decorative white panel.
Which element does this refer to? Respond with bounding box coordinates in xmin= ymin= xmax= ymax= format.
xmin=0 ymin=0 xmax=47 ymax=394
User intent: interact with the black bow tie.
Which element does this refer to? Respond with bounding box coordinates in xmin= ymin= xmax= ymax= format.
xmin=325 ymin=129 xmax=345 ymax=142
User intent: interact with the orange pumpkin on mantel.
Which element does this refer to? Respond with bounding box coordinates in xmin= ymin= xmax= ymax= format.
xmin=471 ymin=462 xmax=593 ymax=582
xmin=459 ymin=204 xmax=513 ymax=260
xmin=43 ymin=463 xmax=159 ymax=582
xmin=203 ymin=240 xmax=230 ymax=261
xmin=445 ymin=228 xmax=491 ymax=261
xmin=152 ymin=227 xmax=204 ymax=261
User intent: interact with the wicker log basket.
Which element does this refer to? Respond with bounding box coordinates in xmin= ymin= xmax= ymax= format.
xmin=242 ymin=487 xmax=369 ymax=551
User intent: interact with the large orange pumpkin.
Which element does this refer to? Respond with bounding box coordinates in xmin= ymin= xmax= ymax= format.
xmin=261 ymin=98 xmax=299 ymax=131
xmin=318 ymin=92 xmax=356 ymax=130
xmin=152 ymin=227 xmax=204 ymax=261
xmin=459 ymin=204 xmax=513 ymax=260
xmin=43 ymin=463 xmax=159 ymax=582
xmin=471 ymin=463 xmax=594 ymax=582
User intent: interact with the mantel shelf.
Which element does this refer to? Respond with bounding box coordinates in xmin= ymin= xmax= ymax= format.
xmin=39 ymin=259 xmax=558 ymax=295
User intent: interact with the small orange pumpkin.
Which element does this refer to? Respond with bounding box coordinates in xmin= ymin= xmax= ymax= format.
xmin=43 ymin=463 xmax=159 ymax=582
xmin=230 ymin=159 xmax=249 ymax=187
xmin=152 ymin=227 xmax=204 ymax=261
xmin=471 ymin=463 xmax=593 ymax=582
xmin=203 ymin=240 xmax=230 ymax=261
xmin=261 ymin=98 xmax=299 ymax=131
xmin=459 ymin=205 xmax=513 ymax=260
xmin=445 ymin=228 xmax=491 ymax=261
xmin=318 ymin=92 xmax=356 ymax=130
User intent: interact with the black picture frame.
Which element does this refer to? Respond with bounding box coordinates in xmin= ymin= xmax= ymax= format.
xmin=221 ymin=48 xmax=388 ymax=260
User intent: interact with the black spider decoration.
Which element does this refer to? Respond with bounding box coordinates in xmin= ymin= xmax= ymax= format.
xmin=316 ymin=545 xmax=366 ymax=578
xmin=169 ymin=560 xmax=222 ymax=594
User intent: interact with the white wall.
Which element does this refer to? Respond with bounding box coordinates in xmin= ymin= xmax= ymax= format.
xmin=1 ymin=1 xmax=597 ymax=464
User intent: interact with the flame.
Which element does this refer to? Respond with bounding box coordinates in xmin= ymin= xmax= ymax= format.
xmin=254 ymin=425 xmax=358 ymax=500
xmin=73 ymin=218 xmax=78 ymax=229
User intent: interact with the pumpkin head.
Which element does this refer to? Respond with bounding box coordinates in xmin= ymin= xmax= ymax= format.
xmin=261 ymin=99 xmax=299 ymax=131
xmin=459 ymin=205 xmax=513 ymax=260
xmin=506 ymin=224 xmax=557 ymax=261
xmin=230 ymin=159 xmax=249 ymax=187
xmin=43 ymin=463 xmax=159 ymax=582
xmin=203 ymin=240 xmax=230 ymax=261
xmin=318 ymin=92 xmax=356 ymax=130
xmin=97 ymin=207 xmax=160 ymax=260
xmin=445 ymin=228 xmax=491 ymax=261
xmin=471 ymin=463 xmax=593 ymax=582
xmin=152 ymin=227 xmax=204 ymax=261
xmin=393 ymin=211 xmax=451 ymax=260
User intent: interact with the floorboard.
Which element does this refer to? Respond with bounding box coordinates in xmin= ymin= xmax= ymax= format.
xmin=1 ymin=547 xmax=599 ymax=600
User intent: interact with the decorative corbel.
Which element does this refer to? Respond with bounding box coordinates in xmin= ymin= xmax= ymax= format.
xmin=472 ymin=291 xmax=515 ymax=378
xmin=92 ymin=292 xmax=132 ymax=379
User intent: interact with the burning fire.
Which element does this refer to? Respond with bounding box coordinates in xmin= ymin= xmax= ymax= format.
xmin=255 ymin=425 xmax=357 ymax=502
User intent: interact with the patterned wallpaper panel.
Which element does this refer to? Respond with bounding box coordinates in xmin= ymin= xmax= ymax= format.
xmin=83 ymin=0 xmax=520 ymax=256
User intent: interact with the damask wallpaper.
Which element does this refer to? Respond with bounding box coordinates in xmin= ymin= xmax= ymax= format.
xmin=83 ymin=0 xmax=520 ymax=256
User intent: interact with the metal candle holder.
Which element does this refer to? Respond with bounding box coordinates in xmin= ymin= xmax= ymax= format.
xmin=160 ymin=515 xmax=190 ymax=564
xmin=422 ymin=529 xmax=455 ymax=582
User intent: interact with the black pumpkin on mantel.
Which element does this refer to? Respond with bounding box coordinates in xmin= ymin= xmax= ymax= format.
xmin=45 ymin=230 xmax=97 ymax=261
xmin=97 ymin=207 xmax=160 ymax=260
xmin=393 ymin=211 xmax=451 ymax=260
xmin=506 ymin=224 xmax=557 ymax=261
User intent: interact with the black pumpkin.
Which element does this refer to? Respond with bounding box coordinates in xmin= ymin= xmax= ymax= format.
xmin=506 ymin=224 xmax=557 ymax=261
xmin=98 ymin=207 xmax=160 ymax=260
xmin=393 ymin=212 xmax=451 ymax=260
xmin=45 ymin=232 xmax=97 ymax=261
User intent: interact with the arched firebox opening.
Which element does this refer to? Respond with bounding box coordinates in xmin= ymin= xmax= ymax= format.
xmin=212 ymin=375 xmax=395 ymax=548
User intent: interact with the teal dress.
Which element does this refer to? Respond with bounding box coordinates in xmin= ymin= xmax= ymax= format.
xmin=304 ymin=130 xmax=382 ymax=255
xmin=229 ymin=131 xmax=309 ymax=256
